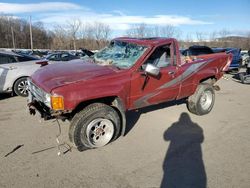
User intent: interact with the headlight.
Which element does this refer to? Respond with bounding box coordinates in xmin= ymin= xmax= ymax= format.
xmin=28 ymin=79 xmax=64 ymax=111
xmin=44 ymin=93 xmax=51 ymax=108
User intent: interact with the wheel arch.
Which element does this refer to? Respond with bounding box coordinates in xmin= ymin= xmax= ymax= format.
xmin=72 ymin=96 xmax=127 ymax=136
xmin=13 ymin=76 xmax=29 ymax=87
xmin=199 ymin=76 xmax=217 ymax=84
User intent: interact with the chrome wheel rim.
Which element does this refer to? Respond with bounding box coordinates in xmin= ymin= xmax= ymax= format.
xmin=200 ymin=90 xmax=213 ymax=110
xmin=18 ymin=80 xmax=28 ymax=95
xmin=86 ymin=118 xmax=114 ymax=147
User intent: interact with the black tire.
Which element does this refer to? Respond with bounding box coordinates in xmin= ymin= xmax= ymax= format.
xmin=13 ymin=77 xmax=29 ymax=97
xmin=69 ymin=103 xmax=121 ymax=151
xmin=247 ymin=67 xmax=250 ymax=74
xmin=239 ymin=72 xmax=246 ymax=84
xmin=187 ymin=84 xmax=215 ymax=116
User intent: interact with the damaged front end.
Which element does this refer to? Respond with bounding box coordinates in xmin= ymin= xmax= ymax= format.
xmin=27 ymin=79 xmax=69 ymax=120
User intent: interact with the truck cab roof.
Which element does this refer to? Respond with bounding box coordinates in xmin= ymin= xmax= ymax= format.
xmin=113 ymin=37 xmax=176 ymax=47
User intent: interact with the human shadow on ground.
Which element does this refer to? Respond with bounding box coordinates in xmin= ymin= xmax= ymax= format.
xmin=124 ymin=99 xmax=186 ymax=136
xmin=160 ymin=112 xmax=206 ymax=188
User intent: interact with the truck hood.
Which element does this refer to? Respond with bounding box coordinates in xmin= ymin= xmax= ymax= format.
xmin=31 ymin=60 xmax=117 ymax=92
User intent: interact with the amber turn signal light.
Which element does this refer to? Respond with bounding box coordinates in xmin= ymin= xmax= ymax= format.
xmin=51 ymin=96 xmax=64 ymax=110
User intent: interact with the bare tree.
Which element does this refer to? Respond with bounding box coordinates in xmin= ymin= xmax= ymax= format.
xmin=196 ymin=32 xmax=205 ymax=43
xmin=126 ymin=23 xmax=151 ymax=38
xmin=209 ymin=31 xmax=218 ymax=47
xmin=52 ymin=25 xmax=69 ymax=50
xmin=218 ymin=29 xmax=231 ymax=47
xmin=67 ymin=19 xmax=82 ymax=51
xmin=79 ymin=22 xmax=111 ymax=49
xmin=126 ymin=23 xmax=181 ymax=39
xmin=160 ymin=25 xmax=181 ymax=39
xmin=0 ymin=15 xmax=52 ymax=49
xmin=92 ymin=22 xmax=111 ymax=48
xmin=80 ymin=23 xmax=94 ymax=40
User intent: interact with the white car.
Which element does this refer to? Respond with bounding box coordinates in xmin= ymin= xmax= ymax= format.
xmin=0 ymin=51 xmax=47 ymax=97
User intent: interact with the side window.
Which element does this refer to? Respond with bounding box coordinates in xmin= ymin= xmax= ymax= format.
xmin=61 ymin=53 xmax=70 ymax=61
xmin=0 ymin=54 xmax=17 ymax=64
xmin=144 ymin=45 xmax=171 ymax=68
xmin=48 ymin=54 xmax=58 ymax=61
xmin=16 ymin=55 xmax=37 ymax=62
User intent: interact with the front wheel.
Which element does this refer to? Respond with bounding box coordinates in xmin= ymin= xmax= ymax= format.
xmin=187 ymin=84 xmax=215 ymax=115
xmin=69 ymin=103 xmax=121 ymax=151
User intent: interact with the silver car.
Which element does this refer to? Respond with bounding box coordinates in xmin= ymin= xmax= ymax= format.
xmin=0 ymin=51 xmax=47 ymax=97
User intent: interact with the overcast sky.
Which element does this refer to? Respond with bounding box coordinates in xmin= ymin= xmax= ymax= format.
xmin=0 ymin=0 xmax=250 ymax=38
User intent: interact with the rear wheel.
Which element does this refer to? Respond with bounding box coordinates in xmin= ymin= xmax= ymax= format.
xmin=13 ymin=77 xmax=28 ymax=97
xmin=187 ymin=83 xmax=215 ymax=115
xmin=69 ymin=103 xmax=121 ymax=151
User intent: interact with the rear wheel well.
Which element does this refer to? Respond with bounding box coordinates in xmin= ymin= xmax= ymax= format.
xmin=200 ymin=76 xmax=216 ymax=85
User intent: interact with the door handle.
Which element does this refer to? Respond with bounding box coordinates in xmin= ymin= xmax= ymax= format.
xmin=168 ymin=71 xmax=175 ymax=75
xmin=9 ymin=66 xmax=17 ymax=70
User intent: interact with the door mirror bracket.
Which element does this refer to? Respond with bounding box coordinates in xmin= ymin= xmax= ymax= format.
xmin=145 ymin=63 xmax=160 ymax=77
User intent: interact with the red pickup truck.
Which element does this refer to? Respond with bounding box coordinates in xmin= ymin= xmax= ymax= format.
xmin=27 ymin=37 xmax=232 ymax=151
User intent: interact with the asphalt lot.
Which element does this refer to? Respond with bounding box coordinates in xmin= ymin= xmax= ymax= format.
xmin=0 ymin=73 xmax=249 ymax=188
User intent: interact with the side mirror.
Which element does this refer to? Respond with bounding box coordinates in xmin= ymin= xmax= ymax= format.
xmin=145 ymin=63 xmax=160 ymax=77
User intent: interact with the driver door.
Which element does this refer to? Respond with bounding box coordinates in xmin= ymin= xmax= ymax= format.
xmin=129 ymin=43 xmax=181 ymax=109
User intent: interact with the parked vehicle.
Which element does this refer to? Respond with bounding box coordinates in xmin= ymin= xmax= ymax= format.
xmin=211 ymin=47 xmax=226 ymax=53
xmin=212 ymin=47 xmax=242 ymax=72
xmin=226 ymin=48 xmax=242 ymax=72
xmin=79 ymin=48 xmax=95 ymax=57
xmin=0 ymin=51 xmax=47 ymax=97
xmin=182 ymin=45 xmax=214 ymax=63
xmin=13 ymin=51 xmax=42 ymax=61
xmin=45 ymin=52 xmax=80 ymax=62
xmin=239 ymin=63 xmax=250 ymax=84
xmin=182 ymin=45 xmax=214 ymax=56
xmin=241 ymin=50 xmax=250 ymax=66
xmin=27 ymin=37 xmax=232 ymax=151
xmin=14 ymin=49 xmax=49 ymax=58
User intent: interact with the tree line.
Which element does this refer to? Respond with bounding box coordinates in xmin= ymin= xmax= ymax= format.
xmin=1 ymin=15 xmax=250 ymax=51
xmin=0 ymin=16 xmax=111 ymax=50
xmin=0 ymin=15 xmax=53 ymax=49
xmin=126 ymin=23 xmax=250 ymax=50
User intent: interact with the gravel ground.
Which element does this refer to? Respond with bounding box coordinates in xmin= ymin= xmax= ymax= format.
xmin=0 ymin=73 xmax=249 ymax=188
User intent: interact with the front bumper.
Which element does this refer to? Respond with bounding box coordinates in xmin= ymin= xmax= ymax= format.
xmin=27 ymin=80 xmax=55 ymax=120
xmin=27 ymin=79 xmax=71 ymax=120
xmin=28 ymin=96 xmax=54 ymax=120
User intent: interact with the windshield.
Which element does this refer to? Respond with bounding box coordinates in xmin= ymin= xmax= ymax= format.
xmin=93 ymin=40 xmax=148 ymax=69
